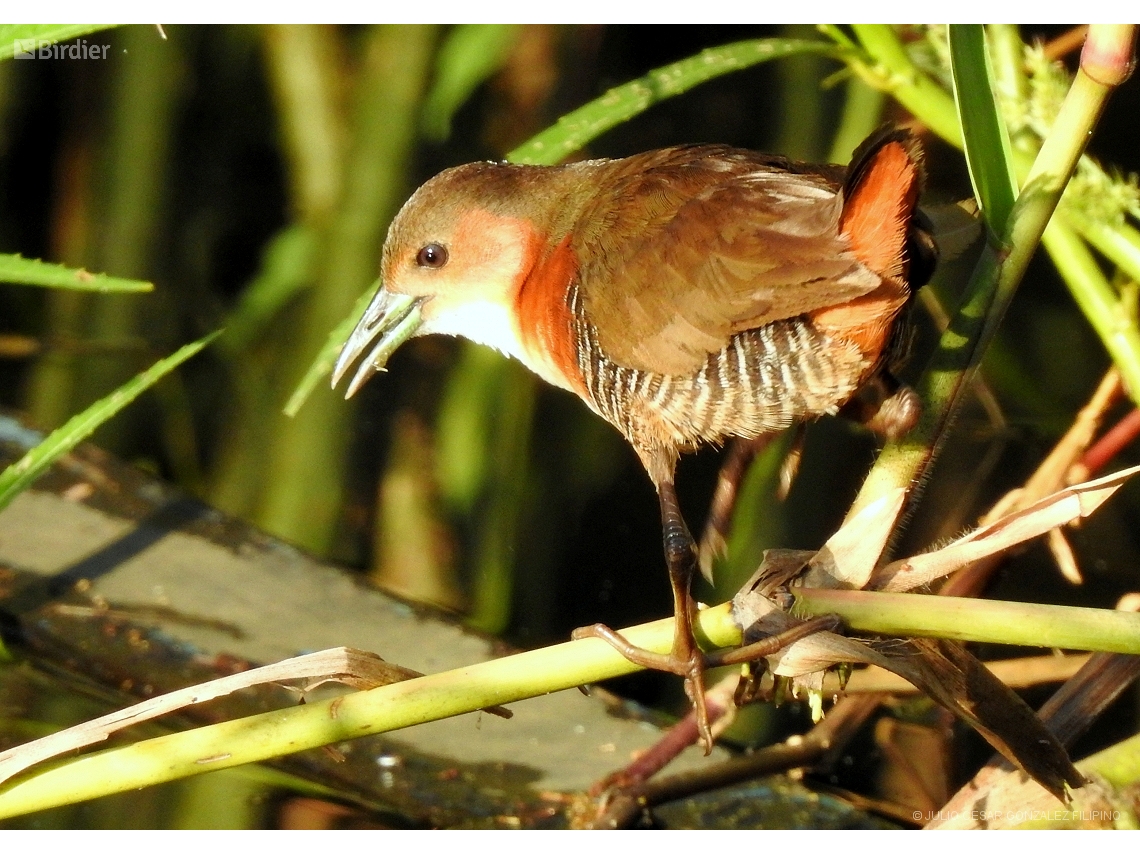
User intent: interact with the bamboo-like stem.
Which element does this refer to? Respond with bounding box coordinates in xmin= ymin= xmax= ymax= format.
xmin=261 ymin=25 xmax=345 ymax=225
xmin=0 ymin=604 xmax=741 ymax=820
xmin=81 ymin=25 xmax=179 ymax=452
xmin=1044 ymin=221 xmax=1140 ymax=402
xmin=207 ymin=26 xmax=346 ymax=521
xmin=466 ymin=359 xmax=537 ymax=633
xmin=795 ymin=588 xmax=1140 ymax=653
xmin=6 ymin=580 xmax=1140 ymax=819
xmin=827 ymin=75 xmax=885 ymax=164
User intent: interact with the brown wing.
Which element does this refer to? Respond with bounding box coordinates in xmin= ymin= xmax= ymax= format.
xmin=574 ymin=146 xmax=880 ymax=376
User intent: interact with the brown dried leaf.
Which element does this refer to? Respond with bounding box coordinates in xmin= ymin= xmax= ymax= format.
xmin=877 ymin=639 xmax=1083 ymax=802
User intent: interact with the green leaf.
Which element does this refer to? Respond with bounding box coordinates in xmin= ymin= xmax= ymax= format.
xmin=0 ymin=253 xmax=152 ymax=292
xmin=283 ymin=286 xmax=376 ymax=418
xmin=0 ymin=331 xmax=220 ymax=512
xmin=0 ymin=25 xmax=117 ymax=61
xmin=949 ymin=25 xmax=1018 ymax=235
xmin=508 ymin=37 xmax=840 ymax=165
xmin=421 ymin=25 xmax=519 ymax=142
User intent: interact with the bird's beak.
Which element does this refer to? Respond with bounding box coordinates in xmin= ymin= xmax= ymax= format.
xmin=332 ymin=285 xmax=424 ymax=399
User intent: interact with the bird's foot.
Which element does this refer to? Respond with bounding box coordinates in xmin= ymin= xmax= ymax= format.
xmin=840 ymin=370 xmax=921 ymax=440
xmin=571 ymin=623 xmax=714 ymax=753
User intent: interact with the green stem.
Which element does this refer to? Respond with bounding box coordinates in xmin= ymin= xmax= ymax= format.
xmin=850 ymin=24 xmax=962 ymax=146
xmin=261 ymin=25 xmax=345 ymax=225
xmin=1068 ymin=213 xmax=1140 ymax=286
xmin=827 ymin=75 xmax=885 ymax=163
xmin=0 ymin=604 xmax=741 ymax=820
xmin=466 ymin=359 xmax=537 ymax=634
xmin=1043 ymin=221 xmax=1140 ymax=403
xmin=795 ymin=588 xmax=1140 ymax=653
xmin=849 ymin=33 xmax=1125 ymax=519
xmin=6 ymin=577 xmax=1140 ymax=819
xmin=1083 ymin=731 xmax=1140 ymax=791
xmin=987 ymin=24 xmax=1029 ymax=106
xmin=257 ymin=25 xmax=437 ymax=552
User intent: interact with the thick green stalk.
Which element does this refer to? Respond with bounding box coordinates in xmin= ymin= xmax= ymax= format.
xmin=1044 ymin=221 xmax=1140 ymax=401
xmin=27 ymin=26 xmax=177 ymax=437
xmin=0 ymin=604 xmax=741 ymax=819
xmin=466 ymin=359 xmax=537 ymax=634
xmin=795 ymin=589 xmax=1140 ymax=653
xmin=208 ymin=26 xmax=345 ymax=520
xmin=1083 ymin=731 xmax=1140 ymax=791
xmin=6 ymin=576 xmax=1140 ymax=818
xmin=850 ymin=24 xmax=962 ymax=146
xmin=827 ymin=75 xmax=885 ymax=164
xmin=261 ymin=25 xmax=345 ymax=225
xmin=774 ymin=24 xmax=832 ymax=161
xmin=80 ymin=25 xmax=179 ymax=450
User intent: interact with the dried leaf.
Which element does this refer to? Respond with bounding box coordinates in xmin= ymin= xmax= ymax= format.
xmin=801 ymin=487 xmax=907 ymax=590
xmin=0 ymin=647 xmax=510 ymax=786
xmin=878 ymin=639 xmax=1083 ymax=803
xmin=1048 ymin=528 xmax=1083 ymax=584
xmin=871 ymin=464 xmax=1140 ymax=592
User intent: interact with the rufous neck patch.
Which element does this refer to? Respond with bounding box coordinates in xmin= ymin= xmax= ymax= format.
xmin=513 ymin=233 xmax=585 ymax=396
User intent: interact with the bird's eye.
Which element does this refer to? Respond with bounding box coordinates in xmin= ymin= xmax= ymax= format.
xmin=416 ymin=243 xmax=449 ymax=269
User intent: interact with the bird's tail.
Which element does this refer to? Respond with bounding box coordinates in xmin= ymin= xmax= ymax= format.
xmin=840 ymin=126 xmax=937 ymax=292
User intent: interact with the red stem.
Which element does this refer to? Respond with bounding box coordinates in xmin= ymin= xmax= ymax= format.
xmin=1080 ymin=408 xmax=1140 ymax=476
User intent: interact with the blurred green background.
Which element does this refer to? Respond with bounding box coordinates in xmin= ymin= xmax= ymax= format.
xmin=1 ymin=23 xmax=1139 ymax=735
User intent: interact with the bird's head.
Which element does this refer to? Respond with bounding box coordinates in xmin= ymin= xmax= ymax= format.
xmin=332 ymin=160 xmax=582 ymax=397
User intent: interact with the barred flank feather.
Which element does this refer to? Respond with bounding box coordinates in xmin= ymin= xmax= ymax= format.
xmin=570 ymin=283 xmax=867 ymax=467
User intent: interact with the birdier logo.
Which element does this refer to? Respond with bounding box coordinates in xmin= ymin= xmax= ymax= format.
xmin=14 ymin=38 xmax=110 ymax=60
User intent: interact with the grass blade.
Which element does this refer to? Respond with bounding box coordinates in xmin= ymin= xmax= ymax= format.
xmin=282 ymin=286 xmax=375 ymax=418
xmin=0 ymin=331 xmax=220 ymax=512
xmin=949 ymin=25 xmax=1018 ymax=234
xmin=0 ymin=253 xmax=152 ymax=292
xmin=509 ymin=37 xmax=839 ymax=165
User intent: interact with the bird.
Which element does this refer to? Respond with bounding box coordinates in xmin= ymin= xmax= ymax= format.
xmin=332 ymin=126 xmax=937 ymax=749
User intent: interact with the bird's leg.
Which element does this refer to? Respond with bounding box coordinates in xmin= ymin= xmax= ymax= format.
xmin=572 ymin=478 xmax=713 ymax=752
xmin=698 ymin=426 xmax=811 ymax=584
xmin=656 ymin=478 xmax=711 ymax=750
xmin=697 ymin=434 xmax=775 ymax=584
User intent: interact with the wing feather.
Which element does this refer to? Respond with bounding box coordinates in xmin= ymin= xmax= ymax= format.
xmin=574 ymin=146 xmax=879 ymax=375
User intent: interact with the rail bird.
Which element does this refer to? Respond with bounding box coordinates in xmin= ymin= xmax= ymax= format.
xmin=333 ymin=126 xmax=936 ymax=748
